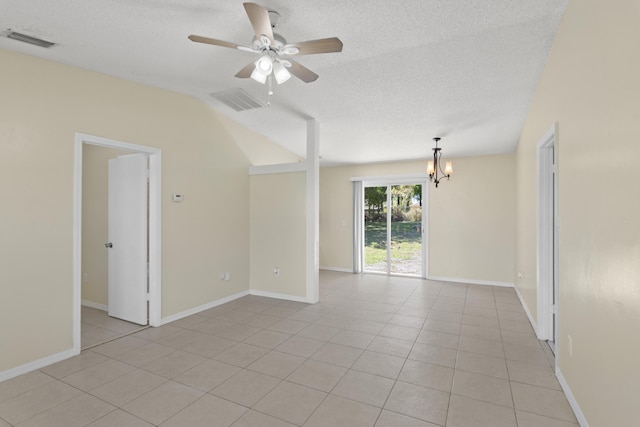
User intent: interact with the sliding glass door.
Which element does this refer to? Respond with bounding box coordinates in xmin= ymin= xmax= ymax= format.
xmin=363 ymin=183 xmax=424 ymax=277
xmin=364 ymin=186 xmax=388 ymax=273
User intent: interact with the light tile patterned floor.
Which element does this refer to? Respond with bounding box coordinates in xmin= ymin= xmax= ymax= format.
xmin=81 ymin=307 xmax=147 ymax=350
xmin=0 ymin=272 xmax=579 ymax=426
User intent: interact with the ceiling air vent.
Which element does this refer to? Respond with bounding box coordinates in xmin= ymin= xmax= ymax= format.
xmin=211 ymin=88 xmax=266 ymax=112
xmin=6 ymin=31 xmax=55 ymax=48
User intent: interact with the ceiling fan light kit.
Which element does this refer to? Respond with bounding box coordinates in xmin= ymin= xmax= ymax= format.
xmin=188 ymin=2 xmax=343 ymax=94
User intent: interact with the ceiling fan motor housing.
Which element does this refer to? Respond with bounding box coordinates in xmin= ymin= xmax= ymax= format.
xmin=252 ymin=32 xmax=287 ymax=52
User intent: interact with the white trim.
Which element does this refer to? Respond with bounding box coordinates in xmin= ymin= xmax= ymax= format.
xmin=320 ymin=266 xmax=353 ymax=273
xmin=422 ymin=181 xmax=429 ymax=279
xmin=351 ymin=173 xmax=429 ymax=184
xmin=352 ymin=180 xmax=364 ymax=273
xmin=81 ymin=300 xmax=108 ymax=311
xmin=305 ymin=119 xmax=320 ymax=304
xmin=385 ymin=187 xmax=392 ymax=275
xmin=161 ymin=290 xmax=250 ymax=325
xmin=428 ymin=275 xmax=515 ymax=288
xmin=148 ymin=151 xmax=162 ymax=327
xmin=536 ymin=124 xmax=558 ymax=342
xmin=250 ymin=289 xmax=309 ymax=303
xmin=364 ymin=271 xmax=433 ymax=280
xmin=556 ymin=367 xmax=590 ymax=427
xmin=0 ymin=348 xmax=76 ymax=383
xmin=74 ymin=133 xmax=162 ymax=358
xmin=73 ymin=140 xmax=83 ymax=357
xmin=249 ymin=162 xmax=306 ymax=175
xmin=513 ymin=283 xmax=539 ymax=335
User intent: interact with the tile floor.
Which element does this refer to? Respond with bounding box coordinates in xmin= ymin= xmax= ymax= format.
xmin=0 ymin=271 xmax=579 ymax=426
xmin=81 ymin=307 xmax=148 ymax=350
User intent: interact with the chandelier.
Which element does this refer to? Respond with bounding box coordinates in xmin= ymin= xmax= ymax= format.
xmin=427 ymin=137 xmax=453 ymax=188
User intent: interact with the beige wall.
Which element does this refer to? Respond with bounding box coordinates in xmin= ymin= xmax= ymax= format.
xmin=515 ymin=0 xmax=640 ymax=425
xmin=216 ymin=113 xmax=302 ymax=166
xmin=0 ymin=49 xmax=253 ymax=373
xmin=250 ymin=172 xmax=307 ymax=298
xmin=320 ymin=155 xmax=515 ymax=284
xmin=81 ymin=145 xmax=131 ymax=307
xmin=429 ymin=154 xmax=515 ymax=283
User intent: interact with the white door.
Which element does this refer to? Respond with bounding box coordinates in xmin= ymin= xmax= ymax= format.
xmin=107 ymin=154 xmax=148 ymax=325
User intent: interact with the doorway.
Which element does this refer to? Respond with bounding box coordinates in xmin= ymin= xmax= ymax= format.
xmin=362 ymin=181 xmax=426 ymax=277
xmin=73 ymin=133 xmax=162 ymax=355
xmin=537 ymin=124 xmax=559 ymax=354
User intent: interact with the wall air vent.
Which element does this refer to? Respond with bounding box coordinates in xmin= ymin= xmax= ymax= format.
xmin=6 ymin=31 xmax=55 ymax=48
xmin=211 ymin=88 xmax=266 ymax=112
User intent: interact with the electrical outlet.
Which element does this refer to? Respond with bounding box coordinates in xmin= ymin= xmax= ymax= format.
xmin=568 ymin=334 xmax=573 ymax=357
xmin=220 ymin=273 xmax=225 ymax=281
xmin=225 ymin=272 xmax=230 ymax=281
xmin=274 ymin=267 xmax=279 ymax=277
xmin=82 ymin=273 xmax=89 ymax=284
xmin=517 ymin=272 xmax=523 ymax=279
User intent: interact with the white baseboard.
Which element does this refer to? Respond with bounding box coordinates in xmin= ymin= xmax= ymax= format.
xmin=249 ymin=289 xmax=309 ymax=303
xmin=161 ymin=290 xmax=250 ymax=325
xmin=320 ymin=266 xmax=353 ymax=273
xmin=160 ymin=288 xmax=313 ymax=326
xmin=513 ymin=283 xmax=539 ymax=337
xmin=428 ymin=275 xmax=514 ymax=288
xmin=0 ymin=348 xmax=77 ymax=383
xmin=81 ymin=300 xmax=108 ymax=311
xmin=556 ymin=367 xmax=590 ymax=427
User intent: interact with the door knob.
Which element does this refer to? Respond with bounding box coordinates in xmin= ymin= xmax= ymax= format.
xmin=105 ymin=242 xmax=113 ymax=248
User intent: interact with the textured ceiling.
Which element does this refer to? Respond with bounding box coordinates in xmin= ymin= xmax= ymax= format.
xmin=0 ymin=0 xmax=568 ymax=165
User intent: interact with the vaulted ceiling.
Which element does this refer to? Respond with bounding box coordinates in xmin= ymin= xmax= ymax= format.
xmin=0 ymin=0 xmax=568 ymax=165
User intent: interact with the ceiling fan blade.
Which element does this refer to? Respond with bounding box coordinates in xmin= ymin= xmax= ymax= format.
xmin=188 ymin=35 xmax=254 ymax=52
xmin=287 ymin=59 xmax=319 ymax=83
xmin=235 ymin=61 xmax=256 ymax=78
xmin=284 ymin=37 xmax=344 ymax=55
xmin=243 ymin=2 xmax=274 ymax=45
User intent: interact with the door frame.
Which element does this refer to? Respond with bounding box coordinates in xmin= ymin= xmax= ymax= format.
xmin=359 ymin=174 xmax=429 ymax=278
xmin=73 ymin=133 xmax=162 ymax=355
xmin=536 ymin=124 xmax=559 ymax=349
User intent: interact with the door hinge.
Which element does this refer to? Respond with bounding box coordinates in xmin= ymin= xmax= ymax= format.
xmin=146 ymin=292 xmax=150 ymax=301
xmin=552 ymin=303 xmax=558 ymax=315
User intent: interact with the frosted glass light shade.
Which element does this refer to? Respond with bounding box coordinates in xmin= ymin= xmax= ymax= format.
xmin=250 ymin=68 xmax=268 ymax=84
xmin=250 ymin=56 xmax=273 ymax=84
xmin=427 ymin=161 xmax=435 ymax=175
xmin=444 ymin=161 xmax=453 ymax=175
xmin=273 ymin=62 xmax=291 ymax=84
xmin=256 ymin=55 xmax=273 ymax=74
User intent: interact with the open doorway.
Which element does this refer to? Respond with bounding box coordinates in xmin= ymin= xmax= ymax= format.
xmin=73 ymin=133 xmax=162 ymax=355
xmin=81 ymin=147 xmax=147 ymax=348
xmin=537 ymin=124 xmax=559 ymax=356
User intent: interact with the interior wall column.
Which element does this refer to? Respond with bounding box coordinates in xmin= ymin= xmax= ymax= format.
xmin=306 ymin=118 xmax=320 ymax=303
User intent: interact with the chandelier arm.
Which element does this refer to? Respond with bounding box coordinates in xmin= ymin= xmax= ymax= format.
xmin=436 ymin=150 xmax=449 ymax=176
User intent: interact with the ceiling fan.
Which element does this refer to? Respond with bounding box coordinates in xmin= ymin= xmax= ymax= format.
xmin=188 ymin=2 xmax=343 ymax=88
